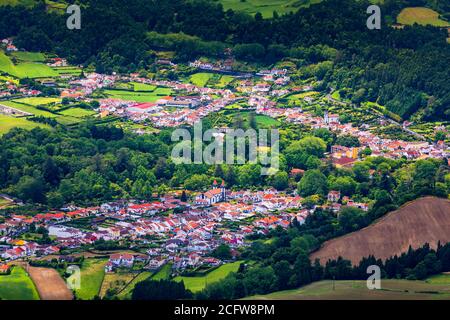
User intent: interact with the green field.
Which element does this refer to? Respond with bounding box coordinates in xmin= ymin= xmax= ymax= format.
xmin=397 ymin=7 xmax=450 ymax=27
xmin=0 ymin=114 xmax=50 ymax=135
xmin=13 ymin=97 xmax=61 ymax=106
xmin=72 ymin=258 xmax=107 ymax=300
xmin=0 ymin=51 xmax=57 ymax=78
xmin=219 ymin=0 xmax=322 ymax=18
xmin=247 ymin=279 xmax=450 ymax=300
xmin=105 ymin=87 xmax=172 ymax=103
xmin=1 ymin=100 xmax=56 ymax=117
xmin=53 ymin=66 xmax=82 ymax=76
xmin=426 ymin=273 xmax=450 ymax=285
xmin=11 ymin=51 xmax=46 ymax=62
xmin=116 ymin=271 xmax=154 ymax=299
xmin=174 ymin=261 xmax=242 ymax=293
xmin=59 ymin=107 xmax=96 ymax=118
xmin=0 ymin=266 xmax=40 ymax=300
xmin=189 ymin=72 xmax=214 ymax=87
xmin=0 ymin=0 xmax=37 ymax=7
xmin=218 ymin=75 xmax=235 ymax=88
xmin=151 ymin=263 xmax=172 ymax=281
xmin=132 ymin=82 xmax=157 ymax=92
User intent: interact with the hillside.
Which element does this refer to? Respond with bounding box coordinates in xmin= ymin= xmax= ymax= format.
xmin=310 ymin=197 xmax=450 ymax=265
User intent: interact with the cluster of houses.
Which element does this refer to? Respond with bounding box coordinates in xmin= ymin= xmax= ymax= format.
xmin=1 ymin=38 xmax=18 ymax=52
xmin=97 ymin=76 xmax=237 ymax=127
xmin=257 ymin=106 xmax=449 ymax=163
xmin=0 ymin=184 xmax=316 ymax=271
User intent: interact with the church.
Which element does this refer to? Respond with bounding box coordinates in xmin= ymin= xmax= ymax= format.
xmin=195 ymin=180 xmax=227 ymax=206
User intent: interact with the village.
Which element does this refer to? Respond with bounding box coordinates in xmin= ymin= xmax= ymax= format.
xmin=0 ymin=38 xmax=449 ymax=289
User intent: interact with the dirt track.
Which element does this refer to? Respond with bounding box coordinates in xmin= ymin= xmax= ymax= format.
xmin=28 ymin=266 xmax=73 ymax=300
xmin=310 ymin=197 xmax=450 ymax=265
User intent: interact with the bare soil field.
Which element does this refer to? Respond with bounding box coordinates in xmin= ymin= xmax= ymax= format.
xmin=310 ymin=197 xmax=450 ymax=265
xmin=28 ymin=266 xmax=73 ymax=300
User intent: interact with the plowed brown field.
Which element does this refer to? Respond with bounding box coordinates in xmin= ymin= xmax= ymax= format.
xmin=310 ymin=197 xmax=450 ymax=265
xmin=28 ymin=266 xmax=73 ymax=300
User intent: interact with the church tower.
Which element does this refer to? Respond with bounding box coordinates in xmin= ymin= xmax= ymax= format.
xmin=220 ymin=180 xmax=226 ymax=201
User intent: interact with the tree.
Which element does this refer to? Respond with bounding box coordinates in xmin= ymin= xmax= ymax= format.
xmin=180 ymin=190 xmax=188 ymax=202
xmin=338 ymin=207 xmax=367 ymax=233
xmin=329 ymin=176 xmax=357 ymax=196
xmin=297 ymin=170 xmax=328 ymax=196
xmin=47 ymin=191 xmax=64 ymax=208
xmin=132 ymin=279 xmax=192 ymax=300
xmin=243 ymin=267 xmax=277 ymax=295
xmin=269 ymin=171 xmax=289 ymax=190
xmin=212 ymin=244 xmax=232 ymax=260
xmin=184 ymin=174 xmax=211 ymax=191
xmin=14 ymin=176 xmax=45 ymax=203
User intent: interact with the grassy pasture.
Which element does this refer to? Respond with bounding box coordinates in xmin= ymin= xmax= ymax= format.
xmin=105 ymin=87 xmax=172 ymax=103
xmin=0 ymin=114 xmax=50 ymax=135
xmin=116 ymin=271 xmax=154 ymax=299
xmin=11 ymin=51 xmax=46 ymax=62
xmin=0 ymin=51 xmax=57 ymax=78
xmin=189 ymin=72 xmax=214 ymax=87
xmin=0 ymin=266 xmax=40 ymax=300
xmin=174 ymin=261 xmax=242 ymax=293
xmin=397 ymin=7 xmax=450 ymax=27
xmin=13 ymin=97 xmax=61 ymax=106
xmin=132 ymin=82 xmax=157 ymax=92
xmin=100 ymin=272 xmax=136 ymax=298
xmin=247 ymin=279 xmax=450 ymax=300
xmin=72 ymin=258 xmax=107 ymax=300
xmin=1 ymin=100 xmax=57 ymax=117
xmin=58 ymin=107 xmax=96 ymax=118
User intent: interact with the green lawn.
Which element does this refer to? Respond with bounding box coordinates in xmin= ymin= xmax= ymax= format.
xmin=219 ymin=0 xmax=322 ymax=18
xmin=189 ymin=72 xmax=214 ymax=87
xmin=72 ymin=258 xmax=107 ymax=300
xmin=0 ymin=114 xmax=50 ymax=135
xmin=397 ymin=7 xmax=450 ymax=27
xmin=0 ymin=266 xmax=40 ymax=300
xmin=174 ymin=261 xmax=242 ymax=293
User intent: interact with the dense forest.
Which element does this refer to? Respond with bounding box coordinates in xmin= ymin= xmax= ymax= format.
xmin=0 ymin=0 xmax=449 ymax=120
